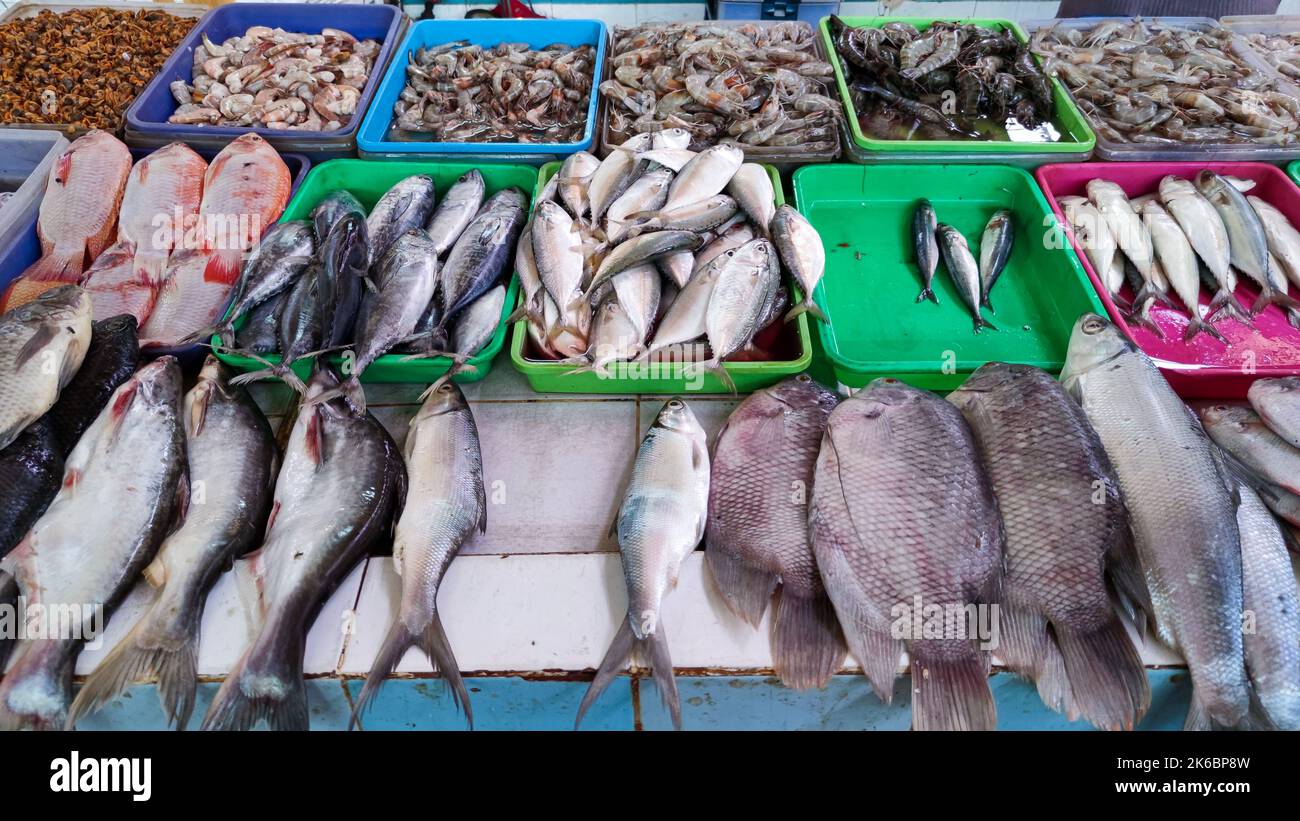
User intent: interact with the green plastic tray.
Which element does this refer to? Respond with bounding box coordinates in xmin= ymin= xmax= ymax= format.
xmin=509 ymin=162 xmax=812 ymax=394
xmin=793 ymin=163 xmax=1104 ymax=391
xmin=213 ymin=159 xmax=538 ymax=385
xmin=1290 ymin=160 xmax=1300 ymax=188
xmin=819 ymin=16 xmax=1096 ymax=158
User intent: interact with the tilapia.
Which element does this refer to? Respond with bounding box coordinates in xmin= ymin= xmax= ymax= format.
xmin=201 ymin=366 xmax=405 ymax=731
xmin=198 ymin=134 xmax=291 ymax=286
xmin=726 ymin=164 xmax=776 ymax=238
xmin=576 ymin=398 xmax=709 ymax=731
xmin=139 ymin=250 xmax=226 ymax=348
xmin=0 ymin=285 xmax=93 ymax=451
xmin=424 ymin=170 xmax=485 ymax=257
xmin=1061 ymin=314 xmax=1248 ymax=730
xmin=117 ymin=142 xmax=207 ymax=286
xmin=1248 ymin=376 xmax=1300 ymax=449
xmin=0 ymin=420 xmax=62 ymax=558
xmin=366 ymin=175 xmax=437 ymax=267
xmin=978 ymin=210 xmax=1013 ymax=313
xmin=809 ymin=378 xmax=1002 ymax=731
xmin=937 ymin=224 xmax=995 ymax=333
xmin=1196 ymin=170 xmax=1298 ymax=315
xmin=949 ymin=362 xmax=1149 ymax=731
xmin=68 ymin=357 xmax=277 ymax=730
xmin=44 ymin=313 xmax=139 ymax=457
xmin=81 ymin=241 xmax=159 ymax=327
xmin=0 ymin=357 xmax=185 ymax=731
xmin=913 ymin=199 xmax=939 ymax=304
xmin=706 ymin=375 xmax=845 ymax=689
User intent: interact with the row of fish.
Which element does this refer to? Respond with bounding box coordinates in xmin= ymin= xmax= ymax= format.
xmin=517 ymin=132 xmax=825 ymax=391
xmin=911 ymin=200 xmax=1013 ymax=333
xmin=1060 ymin=171 xmax=1300 ymax=343
xmin=207 ymin=171 xmax=526 ymax=411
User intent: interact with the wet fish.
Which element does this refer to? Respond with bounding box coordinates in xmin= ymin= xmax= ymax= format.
xmin=312 ymin=191 xmax=366 ymax=245
xmin=231 ymin=261 xmax=321 ymax=394
xmin=198 ymin=134 xmax=291 ymax=286
xmin=949 ymin=362 xmax=1149 ymax=731
xmin=437 ymin=188 xmax=525 ymax=328
xmin=0 ymin=357 xmax=185 ymax=731
xmin=1088 ymin=180 xmax=1159 ymax=291
xmin=139 ymin=251 xmax=227 ymax=348
xmin=558 ymin=151 xmax=602 ymax=221
xmin=913 ymin=199 xmax=939 ymax=304
xmin=706 ymin=375 xmax=845 ymax=689
xmin=1248 ymin=376 xmax=1300 ymax=449
xmin=201 ymin=366 xmax=405 ymax=731
xmin=450 ymin=284 xmax=506 ymax=361
xmin=117 ymin=142 xmax=207 ymax=286
xmin=1061 ymin=197 xmax=1122 ymax=300
xmin=771 ymin=205 xmax=826 ymax=323
xmin=589 ymin=133 xmax=653 ymax=222
xmin=424 ymin=171 xmax=485 ymax=257
xmin=589 ymin=230 xmax=703 ymax=295
xmin=44 ymin=314 xmax=139 ymax=457
xmin=705 ymin=239 xmax=778 ymax=391
xmin=1062 ymin=314 xmax=1248 ymax=730
xmin=317 ymin=211 xmax=369 ymax=348
xmin=68 ymin=357 xmax=277 ymax=730
xmin=1196 ymin=170 xmax=1298 ymax=315
xmin=0 ymin=285 xmax=93 ymax=451
xmin=809 ymin=378 xmax=1001 ymax=731
xmin=977 ymin=210 xmax=1013 ymax=313
xmin=611 ymin=263 xmax=661 ymax=344
xmin=0 ymin=420 xmax=62 ymax=558
xmin=1140 ymin=199 xmax=1222 ymax=343
xmin=234 ymin=291 xmax=283 ymax=355
xmin=576 ymin=398 xmax=709 ymax=731
xmin=580 ymin=293 xmax=645 ymax=375
xmin=630 ymin=195 xmax=738 ymax=236
xmin=645 ymin=249 xmax=734 ymax=358
xmin=664 ymin=144 xmax=744 ymax=211
xmin=1201 ymin=404 xmax=1300 ymax=526
xmin=605 ymin=168 xmax=673 ymax=245
xmin=366 ymin=175 xmax=437 ymax=267
xmin=81 ymin=241 xmax=159 ymax=327
xmin=937 ymin=224 xmax=995 ymax=333
xmin=1249 ymin=195 xmax=1300 ymax=292
xmin=657 ymin=250 xmax=695 ymax=289
xmin=726 ymin=164 xmax=776 ymax=238
xmin=1158 ymin=176 xmax=1231 ymax=284
xmin=695 ymin=221 xmax=754 ymax=271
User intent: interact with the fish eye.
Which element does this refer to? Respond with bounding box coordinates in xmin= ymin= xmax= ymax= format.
xmin=439 ymin=384 xmax=453 ymax=393
xmin=668 ymin=399 xmax=683 ymax=409
xmin=796 ymin=374 xmax=811 ymax=383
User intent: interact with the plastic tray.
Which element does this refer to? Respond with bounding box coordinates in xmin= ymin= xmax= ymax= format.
xmin=510 ymin=162 xmax=812 ymax=394
xmin=1036 ymin=161 xmax=1300 ymax=399
xmin=356 ymin=19 xmax=607 ymax=163
xmin=793 ymin=163 xmax=1103 ymax=392
xmin=597 ymin=19 xmax=841 ymax=170
xmin=0 ymin=142 xmax=310 ymax=370
xmin=1025 ymin=17 xmax=1300 ymax=163
xmin=709 ymin=0 xmax=840 ymax=24
xmin=213 ymin=159 xmax=538 ymax=386
xmin=0 ymin=1 xmax=208 ymax=139
xmin=820 ymin=16 xmax=1095 ymax=162
xmin=0 ymin=129 xmax=68 ymax=260
xmin=124 ymin=3 xmax=407 ymax=160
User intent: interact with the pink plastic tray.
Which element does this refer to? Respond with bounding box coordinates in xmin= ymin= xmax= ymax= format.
xmin=1036 ymin=161 xmax=1300 ymax=399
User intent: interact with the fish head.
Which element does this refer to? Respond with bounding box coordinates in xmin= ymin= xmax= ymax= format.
xmin=1247 ymin=377 xmax=1300 ymax=411
xmin=766 ymin=373 xmax=840 ymax=414
xmin=1194 ymin=170 xmax=1232 ymax=204
xmin=1157 ymin=175 xmax=1194 ymax=200
xmin=93 ymin=312 xmax=139 ymax=346
xmin=1199 ymin=404 xmax=1263 ymax=437
xmin=1062 ymin=312 xmax=1133 ymax=380
xmin=414 ymin=379 xmax=470 ymax=421
xmin=936 ymin=224 xmax=969 ymax=252
xmin=651 ymin=397 xmax=704 ymax=440
xmin=131 ymin=356 xmax=184 ymax=412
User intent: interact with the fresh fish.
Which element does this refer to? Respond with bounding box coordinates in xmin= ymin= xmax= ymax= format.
xmin=635 ymin=148 xmax=696 ymax=172
xmin=913 ymin=199 xmax=939 ymax=304
xmin=663 ymin=144 xmax=744 ymax=211
xmin=1248 ymin=195 xmax=1300 ymax=291
xmin=937 ymin=224 xmax=995 ymax=333
xmin=532 ymin=200 xmax=588 ymax=344
xmin=605 ymin=168 xmax=673 ymax=245
xmin=576 ymin=398 xmax=709 ymax=731
xmin=366 ymin=175 xmax=437 ymax=267
xmin=695 ymin=221 xmax=754 ymax=272
xmin=1248 ymin=376 xmax=1300 ymax=449
xmin=1200 ymin=404 xmax=1300 ymax=524
xmin=651 ymin=128 xmax=692 ymax=151
xmin=234 ymin=261 xmax=321 ymax=394
xmin=589 ymin=230 xmax=702 ymax=295
xmin=201 ymin=366 xmax=405 ymax=731
xmin=312 ymin=191 xmax=366 ymax=245
xmin=1196 ymin=170 xmax=1298 ymax=315
xmin=657 ymin=250 xmax=695 ymax=289
xmin=0 ymin=420 xmax=62 ymax=558
xmin=645 ymin=249 xmax=734 ymax=358
xmin=558 ymin=151 xmax=602 ymax=220
xmin=1061 ymin=198 xmax=1122 ymax=300
xmin=977 ymin=210 xmax=1014 ymax=313
xmin=198 ymin=134 xmax=291 ymax=286
xmin=1088 ymin=179 xmax=1160 ymax=294
xmin=612 ymin=263 xmax=661 ymax=344
xmin=117 ymin=142 xmax=207 ymax=286
xmin=139 ymin=251 xmax=227 ymax=348
xmin=450 ymin=284 xmax=505 ymax=361
xmin=809 ymin=378 xmax=1002 ymax=731
xmin=1139 ymin=200 xmax=1223 ymax=343
xmin=351 ymin=381 xmax=483 ymax=728
xmin=44 ymin=314 xmax=139 ymax=457
xmin=629 ymin=195 xmax=738 ymax=236
xmin=437 ymin=189 xmax=526 ymax=328
xmin=0 ymin=285 xmax=93 ymax=451
xmin=0 ymin=357 xmax=185 ymax=731
xmin=1234 ymin=480 xmax=1300 ymax=731
xmin=706 ymin=375 xmax=845 ymax=689
xmin=949 ymin=362 xmax=1149 ymax=731
xmin=726 ymin=164 xmax=775 ymax=238
xmin=771 ymin=204 xmax=825 ymax=323
xmin=589 ymin=133 xmax=653 ymax=222
xmin=234 ymin=290 xmax=283 ymax=355
xmin=1061 ymin=314 xmax=1248 ymax=730
xmin=68 ymin=357 xmax=277 ymax=730
xmin=704 ymin=239 xmax=778 ymax=391
xmin=577 ymin=293 xmax=645 ymax=375
xmin=81 ymin=241 xmax=159 ymax=327
xmin=317 ymin=211 xmax=369 ymax=348
xmin=424 ymin=170 xmax=485 ymax=257
xmin=22 ymin=130 xmax=132 ymax=284
xmin=1158 ymin=176 xmax=1232 ymax=283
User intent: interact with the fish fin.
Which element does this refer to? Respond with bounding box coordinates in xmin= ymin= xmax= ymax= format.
xmin=363 ymin=276 xmax=379 ymax=294
xmin=1053 ymin=619 xmax=1150 ymax=732
xmin=1288 ymin=308 xmax=1300 ymax=331
xmin=22 ymin=244 xmax=83 ymax=282
xmin=575 ymin=618 xmax=635 ymax=730
xmin=991 ymin=595 xmax=1051 ymax=686
xmin=1182 ymin=316 xmax=1228 ymax=345
xmin=13 ymin=322 xmax=58 ymax=369
xmin=703 ymin=545 xmax=777 ymax=628
xmin=67 ymin=603 xmax=202 ymax=731
xmin=178 ymin=322 xmax=233 ymax=347
xmin=1123 ymin=306 xmax=1164 ymax=339
xmin=980 ymin=294 xmax=995 ymax=314
xmin=351 ymin=609 xmax=472 ymax=731
xmin=1106 ymin=521 xmax=1154 ymax=635
xmin=1250 ymin=285 xmax=1300 ymax=316
xmin=639 ymin=624 xmax=682 ymax=730
xmin=200 ymin=627 xmax=307 ymax=731
xmin=229 ymin=363 xmax=309 ymax=396
xmin=302 ymin=377 xmax=365 ymax=414
xmin=504 ymin=303 xmax=529 ymax=324
xmin=701 ymin=358 xmax=737 ymax=395
xmin=1183 ymin=684 xmax=1254 ymax=731
xmin=0 ymin=639 xmax=74 ymax=730
xmin=914 ymin=288 xmax=938 ymax=306
xmin=972 ymin=314 xmax=997 ymax=333
xmin=770 ymin=588 xmax=846 ymax=691
xmin=202 ymin=250 xmax=241 ymax=285
xmin=908 ymin=647 xmax=997 ymax=731
xmin=415 ymin=364 xmax=476 ymax=403
xmin=133 ymin=248 xmax=171 ymax=288
xmin=784 ymin=299 xmax=827 ymax=323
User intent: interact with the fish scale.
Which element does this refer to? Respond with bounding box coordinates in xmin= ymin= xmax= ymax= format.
xmin=198 ymin=134 xmax=291 ymax=286
xmin=116 ymin=142 xmax=207 ymax=286
xmin=0 ymin=285 xmax=93 ymax=452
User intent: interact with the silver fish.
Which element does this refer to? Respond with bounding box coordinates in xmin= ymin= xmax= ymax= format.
xmin=424 ymin=170 xmax=485 ymax=257
xmin=589 ymin=230 xmax=702 ymax=295
xmin=726 ymin=163 xmax=775 ymax=237
xmin=366 ymin=175 xmax=437 ymax=267
xmin=913 ymin=199 xmax=939 ymax=304
xmin=611 ymin=263 xmax=661 ymax=345
xmin=937 ymin=224 xmax=995 ymax=333
xmin=1248 ymin=376 xmax=1300 ymax=449
xmin=1158 ymin=176 xmax=1231 ymax=283
xmin=0 ymin=285 xmax=92 ymax=452
xmin=657 ymin=250 xmax=695 ymax=289
xmin=583 ymin=293 xmax=646 ymax=375
xmin=558 ymin=151 xmax=602 ymax=220
xmin=1201 ymin=404 xmax=1300 ymax=527
xmin=1249 ymin=195 xmax=1300 ymax=291
xmin=695 ymin=221 xmax=754 ymax=272
xmin=589 ymin=132 xmax=653 ymax=221
xmin=438 ymin=189 xmax=526 ymax=327
xmin=450 ymin=284 xmax=505 ymax=360
xmin=770 ymin=204 xmax=825 ymax=323
xmin=635 ymin=148 xmax=696 ymax=172
xmin=1196 ymin=170 xmax=1298 ymax=315
xmin=1088 ymin=179 xmax=1157 ymax=284
xmin=630 ymin=195 xmax=738 ymax=236
xmin=663 ymin=143 xmax=744 ymax=211
xmin=605 ymin=167 xmax=673 ymax=245
xmin=1140 ymin=199 xmax=1223 ymax=343
xmin=1061 ymin=197 xmax=1123 ymax=301
xmin=644 ymin=249 xmax=734 ymax=359
xmin=576 ymin=398 xmax=709 ymax=731
xmin=532 ymin=200 xmax=588 ymax=341
xmin=705 ymin=239 xmax=778 ymax=391
xmin=977 ymin=210 xmax=1014 ymax=313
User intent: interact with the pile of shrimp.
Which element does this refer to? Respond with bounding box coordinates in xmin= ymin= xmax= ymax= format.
xmin=1031 ymin=18 xmax=1300 ymax=146
xmin=600 ymin=22 xmax=841 ymax=156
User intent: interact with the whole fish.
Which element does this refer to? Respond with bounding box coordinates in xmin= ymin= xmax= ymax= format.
xmin=663 ymin=144 xmax=744 ymax=211
xmin=1061 ymin=197 xmax=1122 ymax=301
xmin=580 ymin=293 xmax=645 ymax=375
xmin=81 ymin=241 xmax=159 ymax=327
xmin=532 ymin=201 xmax=588 ymax=345
xmin=949 ymin=362 xmax=1149 ymax=731
xmin=652 ymin=128 xmax=693 ymax=151
xmin=1196 ymin=170 xmax=1298 ymax=315
xmin=351 ymin=381 xmax=483 ymax=728
xmin=23 ymin=130 xmax=132 ymax=284
xmin=117 ymin=142 xmax=207 ymax=286
xmin=726 ymin=164 xmax=775 ymax=238
xmin=605 ymin=168 xmax=673 ymax=245
xmin=366 ymin=175 xmax=437 ymax=267
xmin=937 ymin=224 xmax=995 ymax=333
xmin=233 ymin=261 xmax=321 ymax=395
xmin=695 ymin=221 xmax=754 ymax=272
xmin=706 ymin=375 xmax=845 ymax=689
xmin=771 ymin=204 xmax=825 ymax=323
xmin=1248 ymin=376 xmax=1300 ymax=449
xmin=234 ymin=290 xmax=283 ymax=355
xmin=317 ymin=211 xmax=369 ymax=348
xmin=1200 ymin=404 xmax=1300 ymax=518
xmin=68 ymin=357 xmax=277 ymax=730
xmin=705 ymin=239 xmax=778 ymax=391
xmin=312 ymin=191 xmax=366 ymax=244
xmin=201 ymin=366 xmax=405 ymax=731
xmin=977 ymin=210 xmax=1014 ymax=313
xmin=590 ymin=230 xmax=703 ymax=296
xmin=629 ymin=195 xmax=738 ymax=236
xmin=139 ymin=250 xmax=227 ymax=348
xmin=589 ymin=132 xmax=653 ymax=222
xmin=576 ymin=398 xmax=709 ymax=731
xmin=0 ymin=420 xmax=62 ymax=558
xmin=558 ymin=151 xmax=602 ymax=220
xmin=913 ymin=199 xmax=939 ymax=304
xmin=437 ymin=189 xmax=526 ymax=328
xmin=424 ymin=170 xmax=485 ymax=257
xmin=1088 ymin=179 xmax=1157 ymax=286
xmin=198 ymin=134 xmax=291 ymax=286
xmin=1248 ymin=195 xmax=1300 ymax=290
xmin=449 ymin=284 xmax=506 ymax=361
xmin=0 ymin=357 xmax=184 ymax=731
xmin=809 ymin=378 xmax=1002 ymax=731
xmin=645 ymin=249 xmax=734 ymax=358
xmin=612 ymin=263 xmax=661 ymax=344
xmin=1140 ymin=200 xmax=1223 ymax=343
xmin=1158 ymin=176 xmax=1232 ymax=282
xmin=0 ymin=285 xmax=93 ymax=451
xmin=1061 ymin=314 xmax=1248 ymax=730
xmin=184 ymin=220 xmax=315 ymax=347
xmin=44 ymin=313 xmax=139 ymax=457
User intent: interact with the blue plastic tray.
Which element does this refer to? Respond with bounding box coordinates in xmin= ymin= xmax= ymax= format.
xmin=123 ymin=3 xmax=406 ymax=159
xmin=357 ymin=18 xmax=607 ymax=162
xmin=0 ymin=143 xmax=310 ymax=370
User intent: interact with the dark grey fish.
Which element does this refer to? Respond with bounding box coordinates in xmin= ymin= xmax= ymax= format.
xmin=437 ymin=190 xmax=526 ymax=329
xmin=311 ymin=190 xmax=366 ymax=245
xmin=588 ymin=230 xmax=704 ymax=295
xmin=44 ymin=313 xmax=139 ymax=457
xmin=234 ymin=290 xmax=284 ymax=355
xmin=0 ymin=419 xmax=61 ymax=558
xmin=913 ymin=199 xmax=939 ymax=304
xmin=366 ymin=175 xmax=437 ymax=267
xmin=318 ymin=211 xmax=369 ymax=348
xmin=978 ymin=210 xmax=1013 ymax=312
xmin=424 ymin=170 xmax=485 ymax=257
xmin=393 ymin=298 xmax=443 ymax=356
xmin=231 ymin=261 xmax=321 ymax=394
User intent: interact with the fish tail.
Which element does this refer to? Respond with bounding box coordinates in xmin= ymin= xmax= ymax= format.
xmin=303 ymin=376 xmax=365 ymax=414
xmin=783 ymin=299 xmax=827 ymax=323
xmin=200 ymin=630 xmax=307 ymax=732
xmin=1183 ymin=315 xmax=1228 ymax=345
xmin=908 ymin=648 xmax=996 ymax=731
xmin=575 ymin=618 xmax=636 ymax=730
xmin=230 ymin=363 xmax=308 ymax=396
xmin=703 ymin=545 xmax=777 ymax=628
xmin=914 ymin=287 xmax=938 ymax=305
xmin=352 ymin=610 xmax=471 ymax=730
xmin=1051 ymin=619 xmax=1150 ymax=732
xmin=770 ymin=588 xmax=847 ymax=691
xmin=1123 ymin=304 xmax=1165 ymax=339
xmin=67 ymin=606 xmax=201 ymax=731
xmin=0 ymin=639 xmax=75 ymax=731
xmin=701 ymin=358 xmax=737 ymax=395
xmin=22 ymin=244 xmax=84 ymax=283
xmin=1206 ymin=288 xmax=1253 ymax=327
xmin=1250 ymin=284 xmax=1300 ymax=316
xmin=973 ymin=314 xmax=997 ymax=334
xmin=980 ymin=294 xmax=995 ymax=313
xmin=202 ymin=250 xmax=242 ymax=286
xmin=178 ymin=321 xmax=234 ymax=348
xmin=641 ymin=624 xmax=682 ymax=730
xmin=132 ymin=248 xmax=171 ymax=288
xmin=417 ymin=362 xmax=477 ymax=402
